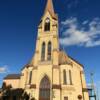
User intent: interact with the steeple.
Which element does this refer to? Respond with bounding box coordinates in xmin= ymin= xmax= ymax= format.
xmin=44 ymin=0 xmax=57 ymax=19
xmin=36 ymin=0 xmax=59 ymax=65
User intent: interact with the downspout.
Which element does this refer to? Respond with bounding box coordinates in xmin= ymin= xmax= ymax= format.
xmin=59 ymin=65 xmax=62 ymax=100
xmin=52 ymin=65 xmax=53 ymax=100
xmin=80 ymin=71 xmax=85 ymax=100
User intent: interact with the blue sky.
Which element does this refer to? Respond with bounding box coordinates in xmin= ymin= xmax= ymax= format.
xmin=0 ymin=0 xmax=100 ymax=98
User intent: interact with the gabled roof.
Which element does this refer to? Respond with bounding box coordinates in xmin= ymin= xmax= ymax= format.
xmin=59 ymin=50 xmax=83 ymax=67
xmin=68 ymin=55 xmax=84 ymax=67
xmin=21 ymin=55 xmax=34 ymax=70
xmin=59 ymin=51 xmax=72 ymax=65
xmin=4 ymin=74 xmax=20 ymax=80
xmin=21 ymin=50 xmax=83 ymax=70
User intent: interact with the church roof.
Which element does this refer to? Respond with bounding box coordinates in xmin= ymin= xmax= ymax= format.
xmin=44 ymin=0 xmax=58 ymax=20
xmin=21 ymin=55 xmax=34 ymax=70
xmin=4 ymin=74 xmax=20 ymax=80
xmin=68 ymin=56 xmax=83 ymax=67
xmin=59 ymin=51 xmax=72 ymax=65
xmin=21 ymin=50 xmax=83 ymax=70
xmin=59 ymin=50 xmax=83 ymax=67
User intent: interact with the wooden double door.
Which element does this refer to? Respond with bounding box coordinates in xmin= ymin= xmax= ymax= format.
xmin=39 ymin=76 xmax=50 ymax=100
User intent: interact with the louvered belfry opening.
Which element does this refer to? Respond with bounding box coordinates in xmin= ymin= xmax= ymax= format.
xmin=39 ymin=76 xmax=50 ymax=100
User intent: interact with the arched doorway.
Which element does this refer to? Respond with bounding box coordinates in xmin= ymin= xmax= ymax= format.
xmin=39 ymin=76 xmax=50 ymax=100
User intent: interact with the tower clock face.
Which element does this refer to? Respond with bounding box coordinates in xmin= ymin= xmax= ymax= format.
xmin=46 ymin=18 xmax=50 ymax=23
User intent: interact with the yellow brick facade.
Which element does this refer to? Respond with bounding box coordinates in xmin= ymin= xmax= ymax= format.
xmin=3 ymin=0 xmax=89 ymax=100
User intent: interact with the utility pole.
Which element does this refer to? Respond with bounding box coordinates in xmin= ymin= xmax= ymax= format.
xmin=89 ymin=72 xmax=96 ymax=100
xmin=97 ymin=88 xmax=99 ymax=100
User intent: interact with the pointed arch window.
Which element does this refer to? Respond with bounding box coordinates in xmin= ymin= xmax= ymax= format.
xmin=69 ymin=70 xmax=72 ymax=85
xmin=29 ymin=71 xmax=32 ymax=84
xmin=44 ymin=18 xmax=50 ymax=31
xmin=47 ymin=41 xmax=52 ymax=60
xmin=63 ymin=70 xmax=67 ymax=84
xmin=41 ymin=42 xmax=46 ymax=61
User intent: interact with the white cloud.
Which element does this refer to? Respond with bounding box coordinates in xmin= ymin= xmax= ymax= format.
xmin=82 ymin=20 xmax=89 ymax=25
xmin=60 ymin=17 xmax=100 ymax=47
xmin=0 ymin=65 xmax=8 ymax=73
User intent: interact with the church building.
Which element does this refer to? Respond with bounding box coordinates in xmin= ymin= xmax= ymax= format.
xmin=3 ymin=0 xmax=89 ymax=100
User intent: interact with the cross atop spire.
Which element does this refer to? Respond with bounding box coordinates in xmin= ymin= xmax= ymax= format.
xmin=44 ymin=0 xmax=57 ymax=19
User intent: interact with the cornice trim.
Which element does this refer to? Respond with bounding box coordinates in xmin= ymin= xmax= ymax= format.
xmin=30 ymin=84 xmax=36 ymax=89
xmin=52 ymin=84 xmax=61 ymax=89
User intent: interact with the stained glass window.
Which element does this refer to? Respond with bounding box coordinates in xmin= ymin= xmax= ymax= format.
xmin=63 ymin=70 xmax=67 ymax=84
xmin=47 ymin=41 xmax=52 ymax=60
xmin=29 ymin=71 xmax=32 ymax=84
xmin=69 ymin=70 xmax=72 ymax=85
xmin=41 ymin=42 xmax=45 ymax=61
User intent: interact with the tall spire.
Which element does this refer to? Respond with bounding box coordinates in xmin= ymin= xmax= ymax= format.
xmin=45 ymin=0 xmax=54 ymax=14
xmin=44 ymin=0 xmax=57 ymax=19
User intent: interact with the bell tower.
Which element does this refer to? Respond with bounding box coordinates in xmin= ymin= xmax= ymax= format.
xmin=34 ymin=0 xmax=59 ymax=66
